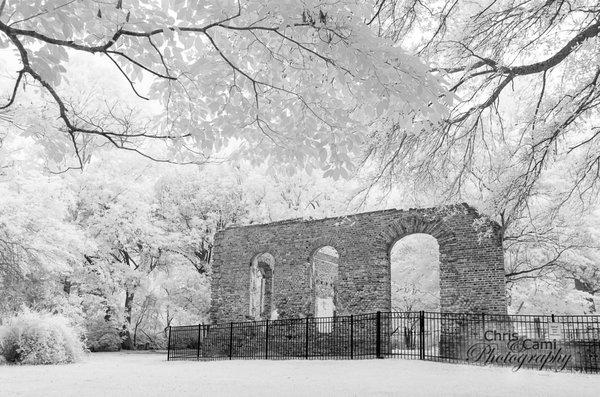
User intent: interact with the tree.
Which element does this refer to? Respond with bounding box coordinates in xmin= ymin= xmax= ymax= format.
xmin=364 ymin=0 xmax=600 ymax=217
xmin=0 ymin=136 xmax=85 ymax=315
xmin=66 ymin=156 xmax=254 ymax=349
xmin=153 ymin=166 xmax=252 ymax=275
xmin=501 ymin=199 xmax=600 ymax=313
xmin=0 ymin=0 xmax=448 ymax=174
xmin=68 ymin=152 xmax=171 ymax=349
xmin=243 ymin=166 xmax=357 ymax=222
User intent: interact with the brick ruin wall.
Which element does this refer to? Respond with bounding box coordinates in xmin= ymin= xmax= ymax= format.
xmin=210 ymin=203 xmax=507 ymax=323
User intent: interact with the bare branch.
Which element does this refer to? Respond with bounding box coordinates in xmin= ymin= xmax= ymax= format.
xmin=0 ymin=69 xmax=24 ymax=110
xmin=105 ymin=53 xmax=149 ymax=100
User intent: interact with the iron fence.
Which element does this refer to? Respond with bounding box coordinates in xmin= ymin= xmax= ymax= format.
xmin=167 ymin=311 xmax=600 ymax=373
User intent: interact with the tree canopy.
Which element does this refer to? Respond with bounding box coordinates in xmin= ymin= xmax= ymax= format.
xmin=364 ymin=0 xmax=600 ymax=218
xmin=0 ymin=0 xmax=449 ymax=176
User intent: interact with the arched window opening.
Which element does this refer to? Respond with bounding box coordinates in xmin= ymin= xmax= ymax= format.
xmin=389 ymin=233 xmax=440 ymax=312
xmin=249 ymin=253 xmax=274 ymax=320
xmin=389 ymin=233 xmax=440 ymax=353
xmin=311 ymin=246 xmax=339 ymax=323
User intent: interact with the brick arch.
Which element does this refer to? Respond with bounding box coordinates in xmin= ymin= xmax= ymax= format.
xmin=382 ymin=216 xmax=461 ymax=311
xmin=377 ymin=215 xmax=457 ymax=254
xmin=306 ymin=236 xmax=345 ymax=262
xmin=250 ymin=251 xmax=275 ymax=264
xmin=249 ymin=247 xmax=278 ymax=264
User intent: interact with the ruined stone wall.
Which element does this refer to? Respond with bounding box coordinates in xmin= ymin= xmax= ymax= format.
xmin=210 ymin=203 xmax=507 ymax=323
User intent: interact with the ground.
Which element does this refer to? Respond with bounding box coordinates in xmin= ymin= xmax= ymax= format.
xmin=0 ymin=352 xmax=599 ymax=396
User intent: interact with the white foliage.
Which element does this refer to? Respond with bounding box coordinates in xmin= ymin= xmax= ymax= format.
xmin=0 ymin=309 xmax=86 ymax=365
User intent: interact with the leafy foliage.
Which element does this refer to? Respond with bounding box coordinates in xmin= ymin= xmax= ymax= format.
xmin=363 ymin=0 xmax=600 ymax=223
xmin=0 ymin=0 xmax=448 ymax=175
xmin=0 ymin=309 xmax=86 ymax=365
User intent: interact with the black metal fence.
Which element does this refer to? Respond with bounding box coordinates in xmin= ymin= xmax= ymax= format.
xmin=167 ymin=311 xmax=600 ymax=373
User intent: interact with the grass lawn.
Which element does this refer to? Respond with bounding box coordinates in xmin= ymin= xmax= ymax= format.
xmin=1 ymin=351 xmax=599 ymax=396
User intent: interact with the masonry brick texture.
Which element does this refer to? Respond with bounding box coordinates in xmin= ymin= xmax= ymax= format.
xmin=312 ymin=250 xmax=338 ymax=299
xmin=210 ymin=203 xmax=507 ymax=323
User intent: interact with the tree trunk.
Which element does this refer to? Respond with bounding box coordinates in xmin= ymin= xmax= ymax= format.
xmin=104 ymin=305 xmax=112 ymax=322
xmin=121 ymin=289 xmax=135 ymax=350
xmin=63 ymin=278 xmax=71 ymax=294
xmin=574 ymin=279 xmax=597 ymax=313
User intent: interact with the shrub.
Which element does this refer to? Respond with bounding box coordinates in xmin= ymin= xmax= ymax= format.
xmin=85 ymin=317 xmax=122 ymax=352
xmin=0 ymin=309 xmax=86 ymax=365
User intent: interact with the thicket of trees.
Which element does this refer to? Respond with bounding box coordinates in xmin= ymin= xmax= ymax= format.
xmin=0 ymin=136 xmax=354 ymax=349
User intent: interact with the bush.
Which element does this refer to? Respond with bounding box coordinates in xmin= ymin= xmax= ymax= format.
xmin=85 ymin=317 xmax=122 ymax=352
xmin=0 ymin=309 xmax=86 ymax=365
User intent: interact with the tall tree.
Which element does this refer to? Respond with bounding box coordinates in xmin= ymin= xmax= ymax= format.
xmin=0 ymin=136 xmax=85 ymax=315
xmin=68 ymin=153 xmax=167 ymax=348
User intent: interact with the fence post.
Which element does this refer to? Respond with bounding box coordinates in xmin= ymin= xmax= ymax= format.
xmin=265 ymin=319 xmax=269 ymax=359
xmin=305 ymin=317 xmax=309 ymax=359
xmin=481 ymin=312 xmax=486 ymax=342
xmin=481 ymin=312 xmax=486 ymax=329
xmin=197 ymin=324 xmax=201 ymax=360
xmin=229 ymin=322 xmax=233 ymax=360
xmin=350 ymin=314 xmax=354 ymax=360
xmin=376 ymin=311 xmax=381 ymax=359
xmin=167 ymin=325 xmax=172 ymax=361
xmin=419 ymin=311 xmax=425 ymax=360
